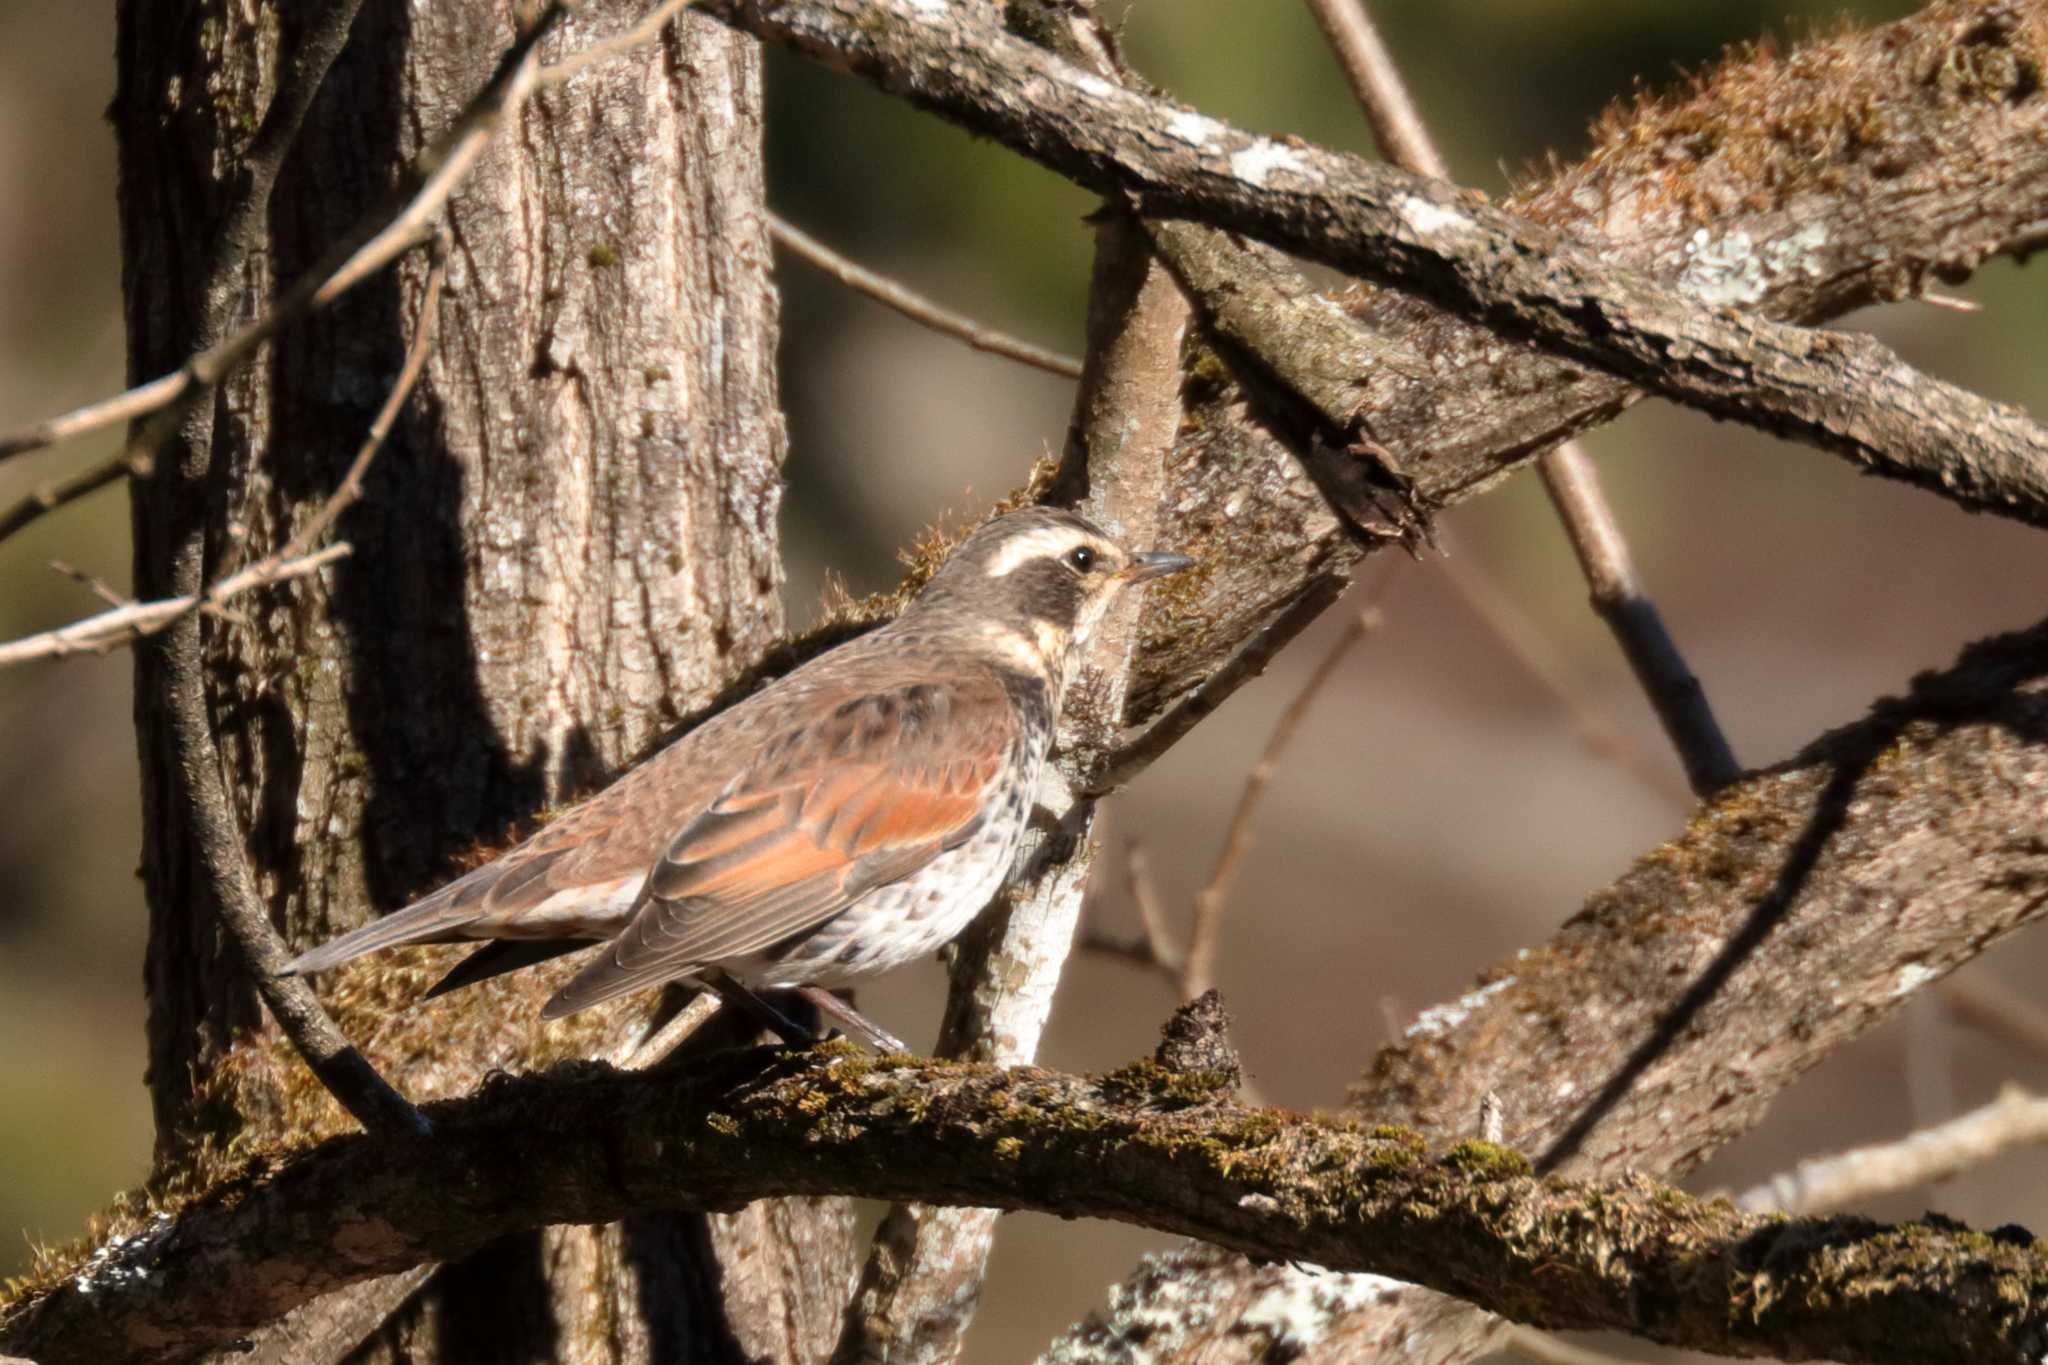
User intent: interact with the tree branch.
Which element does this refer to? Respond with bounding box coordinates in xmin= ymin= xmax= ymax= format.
xmin=1737 ymin=1085 xmax=2048 ymax=1216
xmin=1300 ymin=0 xmax=1738 ymax=793
xmin=830 ymin=176 xmax=1191 ymax=1361
xmin=695 ymin=0 xmax=2048 ymax=527
xmin=1081 ymin=0 xmax=2048 ymax=758
xmin=770 ymin=213 xmax=1083 ymax=378
xmin=7 ymin=1027 xmax=2048 ymax=1365
xmin=0 ymin=251 xmax=447 ymax=672
xmin=1060 ymin=605 xmax=2048 ymax=1361
xmin=24 ymin=601 xmax=2048 ymax=1363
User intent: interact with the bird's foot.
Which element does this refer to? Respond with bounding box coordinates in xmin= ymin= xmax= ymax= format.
xmin=794 ymin=984 xmax=909 ymax=1054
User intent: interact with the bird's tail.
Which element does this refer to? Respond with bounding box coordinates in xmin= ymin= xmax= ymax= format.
xmin=279 ymin=883 xmax=471 ymax=977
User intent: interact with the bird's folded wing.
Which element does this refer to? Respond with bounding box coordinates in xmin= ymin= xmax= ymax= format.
xmin=542 ymin=677 xmax=1013 ymax=1017
xmin=280 ymin=759 xmax=688 ymax=976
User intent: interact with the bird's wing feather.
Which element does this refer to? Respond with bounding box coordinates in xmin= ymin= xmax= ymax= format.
xmin=279 ymin=751 xmax=700 ymax=976
xmin=541 ymin=675 xmax=1013 ymax=1018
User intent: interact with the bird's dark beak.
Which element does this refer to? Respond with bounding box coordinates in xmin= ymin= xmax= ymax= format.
xmin=1123 ymin=550 xmax=1195 ymax=582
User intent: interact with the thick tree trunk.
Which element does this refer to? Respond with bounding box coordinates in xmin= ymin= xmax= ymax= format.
xmin=112 ymin=2 xmax=851 ymax=1359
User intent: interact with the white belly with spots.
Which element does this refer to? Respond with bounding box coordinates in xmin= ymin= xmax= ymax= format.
xmin=744 ymin=768 xmax=1037 ymax=988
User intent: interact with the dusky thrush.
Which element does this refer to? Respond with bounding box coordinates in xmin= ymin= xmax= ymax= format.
xmin=282 ymin=506 xmax=1190 ymax=1044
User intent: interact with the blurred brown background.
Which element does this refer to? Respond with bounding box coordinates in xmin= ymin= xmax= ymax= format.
xmin=4 ymin=1 xmax=2045 ymax=1359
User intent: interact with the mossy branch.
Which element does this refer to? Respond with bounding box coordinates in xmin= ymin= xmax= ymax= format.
xmin=5 ymin=1027 xmax=2047 ymax=1365
xmin=694 ymin=0 xmax=2048 ymax=528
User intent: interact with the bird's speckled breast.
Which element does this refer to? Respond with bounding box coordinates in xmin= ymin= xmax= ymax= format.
xmin=744 ymin=728 xmax=1047 ymax=988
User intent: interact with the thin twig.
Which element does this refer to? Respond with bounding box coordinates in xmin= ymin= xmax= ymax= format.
xmin=0 ymin=0 xmax=598 ymax=471
xmin=1436 ymin=541 xmax=1694 ymax=810
xmin=288 ymin=248 xmax=447 ymax=558
xmin=1088 ymin=573 xmax=1349 ymax=793
xmin=47 ymin=559 xmax=129 ymax=610
xmin=617 ymin=993 xmax=724 ymax=1069
xmin=0 ymin=451 xmax=149 ymax=549
xmin=1125 ymin=840 xmax=1183 ymax=978
xmin=1183 ymin=609 xmax=1380 ymax=1000
xmin=1941 ymin=974 xmax=2048 ymax=1060
xmin=1302 ymin=0 xmax=1738 ymax=796
xmin=0 ymin=375 xmax=185 ymax=466
xmin=536 ymin=0 xmax=693 ymax=88
xmin=1077 ymin=843 xmax=1186 ymax=976
xmin=770 ymin=213 xmax=1083 ymax=378
xmin=1735 ymin=1085 xmax=2048 ymax=1216
xmin=0 ymin=254 xmax=445 ymax=672
xmin=0 ymin=547 xmax=350 ymax=668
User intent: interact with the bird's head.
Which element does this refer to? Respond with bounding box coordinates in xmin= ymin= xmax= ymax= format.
xmin=910 ymin=506 xmax=1193 ymax=680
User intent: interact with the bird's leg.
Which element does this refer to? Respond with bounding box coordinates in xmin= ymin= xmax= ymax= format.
xmin=703 ymin=969 xmax=819 ymax=1048
xmin=617 ymin=991 xmax=725 ymax=1070
xmin=795 ymin=984 xmax=910 ymax=1054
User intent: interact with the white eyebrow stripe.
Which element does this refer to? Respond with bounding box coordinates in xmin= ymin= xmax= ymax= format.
xmin=983 ymin=526 xmax=1088 ymax=578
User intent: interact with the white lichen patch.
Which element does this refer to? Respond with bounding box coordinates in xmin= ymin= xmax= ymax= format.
xmin=1677 ymin=221 xmax=1829 ymax=307
xmin=1397 ymin=193 xmax=1473 ymax=237
xmin=1165 ymin=109 xmax=1225 ymax=149
xmin=1762 ymin=220 xmax=1830 ymax=278
xmin=1042 ymin=1250 xmax=1408 ymax=1365
xmin=1237 ymin=1268 xmax=1408 ymax=1351
xmin=1230 ymin=139 xmax=1307 ymax=189
xmin=903 ymin=0 xmax=950 ymax=12
xmin=1891 ymin=961 xmax=1940 ymax=999
xmin=1072 ymin=72 xmax=1117 ymax=100
xmin=1043 ymin=1249 xmax=1236 ymax=1363
xmin=1405 ymin=977 xmax=1515 ymax=1040
xmin=73 ymin=1212 xmax=173 ymax=1295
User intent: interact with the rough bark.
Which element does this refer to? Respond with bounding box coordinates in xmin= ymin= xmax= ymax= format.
xmin=12 ymin=1007 xmax=2048 ymax=1365
xmin=696 ymin=0 xmax=2048 ymax=527
xmin=111 ymin=3 xmax=849 ymax=1361
xmin=19 ymin=598 xmax=2048 ymax=1364
xmin=43 ymin=1 xmax=2048 ymax=1362
xmin=751 ymin=0 xmax=2048 ymax=739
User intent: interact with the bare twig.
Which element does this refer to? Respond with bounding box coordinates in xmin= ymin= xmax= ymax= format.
xmin=0 ymin=0 xmax=599 ymax=471
xmin=1300 ymin=0 xmax=1440 ymax=176
xmin=1941 ymin=973 xmax=2048 ymax=1061
xmin=1435 ymin=541 xmax=1694 ymax=809
xmin=1183 ymin=609 xmax=1380 ymax=1000
xmin=1735 ymin=1085 xmax=2048 ymax=1216
xmin=1077 ymin=842 xmax=1185 ymax=979
xmin=1303 ymin=0 xmax=1738 ymax=796
xmin=693 ymin=0 xmax=2048 ymax=528
xmin=1536 ymin=450 xmax=1739 ymax=793
xmin=535 ymin=0 xmax=693 ymax=88
xmin=0 ymin=451 xmax=149 ymax=549
xmin=617 ymin=992 xmax=724 ymax=1069
xmin=771 ymin=213 xmax=1083 ymax=378
xmin=1088 ymin=574 xmax=1350 ymax=793
xmin=0 ymin=253 xmax=446 ymax=673
xmin=0 ymin=375 xmax=187 ymax=466
xmin=0 ymin=546 xmax=351 ymax=669
xmin=47 ymin=560 xmax=128 ymax=610
xmin=1125 ymin=839 xmax=1185 ymax=978
xmin=284 ymin=249 xmax=447 ymax=559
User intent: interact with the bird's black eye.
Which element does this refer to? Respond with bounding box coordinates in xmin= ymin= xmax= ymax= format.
xmin=1065 ymin=545 xmax=1098 ymax=574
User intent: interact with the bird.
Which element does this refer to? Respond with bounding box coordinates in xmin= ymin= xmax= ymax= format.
xmin=282 ymin=506 xmax=1192 ymax=1047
